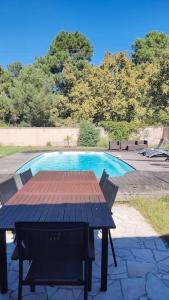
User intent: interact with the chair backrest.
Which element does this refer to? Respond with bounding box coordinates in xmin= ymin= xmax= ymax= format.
xmin=109 ymin=140 xmax=119 ymax=146
xmin=127 ymin=140 xmax=136 ymax=146
xmin=99 ymin=169 xmax=109 ymax=190
xmin=15 ymin=222 xmax=89 ymax=262
xmin=102 ymin=178 xmax=119 ymax=210
xmin=137 ymin=140 xmax=148 ymax=145
xmin=20 ymin=168 xmax=32 ymax=185
xmin=0 ymin=177 xmax=18 ymax=206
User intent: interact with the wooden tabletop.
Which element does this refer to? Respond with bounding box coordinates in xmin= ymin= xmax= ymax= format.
xmin=0 ymin=171 xmax=115 ymax=230
xmin=31 ymin=171 xmax=96 ymax=181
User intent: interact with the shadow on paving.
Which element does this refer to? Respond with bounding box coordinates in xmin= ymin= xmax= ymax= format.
xmin=5 ymin=232 xmax=169 ymax=300
xmin=161 ymin=234 xmax=169 ymax=245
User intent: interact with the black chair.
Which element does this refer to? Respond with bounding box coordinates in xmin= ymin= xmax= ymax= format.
xmin=0 ymin=176 xmax=40 ymax=262
xmin=0 ymin=177 xmax=21 ymax=258
xmin=102 ymin=178 xmax=119 ymax=267
xmin=12 ymin=226 xmax=95 ymax=292
xmin=15 ymin=222 xmax=91 ymax=300
xmin=99 ymin=169 xmax=109 ymax=190
xmin=19 ymin=169 xmax=32 ymax=185
xmin=0 ymin=177 xmax=18 ymax=206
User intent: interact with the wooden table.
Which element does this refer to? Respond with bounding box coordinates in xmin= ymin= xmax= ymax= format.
xmin=0 ymin=171 xmax=116 ymax=293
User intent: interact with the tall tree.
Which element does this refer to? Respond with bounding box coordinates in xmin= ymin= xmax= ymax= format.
xmin=7 ymin=61 xmax=23 ymax=77
xmin=148 ymin=48 xmax=169 ymax=113
xmin=64 ymin=52 xmax=142 ymax=124
xmin=0 ymin=66 xmax=15 ymax=123
xmin=132 ymin=31 xmax=169 ymax=65
xmin=1 ymin=30 xmax=169 ymax=128
xmin=99 ymin=52 xmax=142 ymax=122
xmin=9 ymin=65 xmax=60 ymax=126
xmin=47 ymin=31 xmax=93 ymax=73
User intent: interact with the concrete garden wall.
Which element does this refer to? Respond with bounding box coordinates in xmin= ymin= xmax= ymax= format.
xmin=0 ymin=127 xmax=106 ymax=146
xmin=139 ymin=127 xmax=169 ymax=145
xmin=0 ymin=127 xmax=79 ymax=146
xmin=0 ymin=126 xmax=168 ymax=146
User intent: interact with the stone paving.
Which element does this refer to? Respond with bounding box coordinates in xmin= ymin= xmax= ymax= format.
xmin=1 ymin=204 xmax=169 ymax=300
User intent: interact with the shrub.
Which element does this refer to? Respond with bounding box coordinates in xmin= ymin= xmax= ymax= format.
xmin=159 ymin=109 xmax=169 ymax=126
xmin=0 ymin=121 xmax=8 ymax=127
xmin=102 ymin=121 xmax=133 ymax=140
xmin=97 ymin=137 xmax=109 ymax=148
xmin=78 ymin=120 xmax=100 ymax=146
xmin=46 ymin=141 xmax=52 ymax=147
xmin=18 ymin=121 xmax=30 ymax=127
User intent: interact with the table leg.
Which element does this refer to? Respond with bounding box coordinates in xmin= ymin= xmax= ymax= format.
xmin=101 ymin=228 xmax=108 ymax=291
xmin=0 ymin=230 xmax=8 ymax=293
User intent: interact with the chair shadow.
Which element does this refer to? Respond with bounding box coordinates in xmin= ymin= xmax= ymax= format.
xmin=7 ymin=232 xmax=169 ymax=300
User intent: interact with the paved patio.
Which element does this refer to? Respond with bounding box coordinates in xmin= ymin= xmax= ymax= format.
xmin=0 ymin=151 xmax=169 ymax=299
xmin=2 ymin=204 xmax=169 ymax=300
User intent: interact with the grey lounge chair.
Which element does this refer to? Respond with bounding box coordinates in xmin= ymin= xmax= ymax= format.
xmin=138 ymin=138 xmax=164 ymax=155
xmin=166 ymin=151 xmax=169 ymax=161
xmin=146 ymin=148 xmax=169 ymax=158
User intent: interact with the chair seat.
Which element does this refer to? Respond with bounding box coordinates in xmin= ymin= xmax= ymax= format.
xmin=24 ymin=259 xmax=83 ymax=284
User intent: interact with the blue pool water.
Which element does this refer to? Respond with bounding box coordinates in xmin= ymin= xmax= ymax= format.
xmin=17 ymin=152 xmax=134 ymax=178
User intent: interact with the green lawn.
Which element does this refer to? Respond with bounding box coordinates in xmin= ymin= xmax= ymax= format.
xmin=0 ymin=146 xmax=30 ymax=157
xmin=0 ymin=145 xmax=107 ymax=158
xmin=131 ymin=196 xmax=169 ymax=244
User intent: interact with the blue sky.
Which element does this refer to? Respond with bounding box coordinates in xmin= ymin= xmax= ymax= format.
xmin=0 ymin=0 xmax=169 ymax=68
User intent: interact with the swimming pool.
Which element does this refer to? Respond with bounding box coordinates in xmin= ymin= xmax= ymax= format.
xmin=16 ymin=152 xmax=134 ymax=178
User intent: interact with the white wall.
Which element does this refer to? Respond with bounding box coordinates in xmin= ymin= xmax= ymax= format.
xmin=0 ymin=126 xmax=168 ymax=146
xmin=139 ymin=127 xmax=169 ymax=144
xmin=0 ymin=128 xmax=79 ymax=146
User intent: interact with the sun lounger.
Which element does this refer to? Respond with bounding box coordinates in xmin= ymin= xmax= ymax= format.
xmin=146 ymin=148 xmax=169 ymax=158
xmin=138 ymin=138 xmax=164 ymax=155
xmin=166 ymin=151 xmax=169 ymax=161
